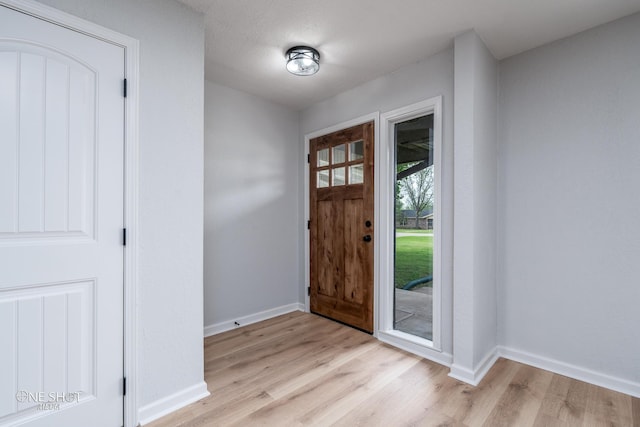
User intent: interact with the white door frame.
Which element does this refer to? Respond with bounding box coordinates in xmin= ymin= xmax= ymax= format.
xmin=0 ymin=1 xmax=140 ymax=425
xmin=377 ymin=96 xmax=447 ymax=365
xmin=303 ymin=112 xmax=380 ymax=334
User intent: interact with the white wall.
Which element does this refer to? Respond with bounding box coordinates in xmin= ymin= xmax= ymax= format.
xmin=498 ymin=12 xmax=640 ymax=391
xmin=472 ymin=36 xmax=498 ymax=370
xmin=451 ymin=31 xmax=498 ymax=383
xmin=301 ymin=48 xmax=455 ymax=355
xmin=203 ymin=81 xmax=300 ymax=328
xmin=35 ymin=0 xmax=206 ymax=417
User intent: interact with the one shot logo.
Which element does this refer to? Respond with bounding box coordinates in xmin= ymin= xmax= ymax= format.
xmin=15 ymin=391 xmax=81 ymax=411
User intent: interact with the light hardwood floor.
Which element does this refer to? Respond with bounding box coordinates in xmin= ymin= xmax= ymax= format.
xmin=149 ymin=311 xmax=640 ymax=426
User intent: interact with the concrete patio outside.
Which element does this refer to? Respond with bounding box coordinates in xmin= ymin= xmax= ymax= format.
xmin=394 ymin=286 xmax=433 ymax=340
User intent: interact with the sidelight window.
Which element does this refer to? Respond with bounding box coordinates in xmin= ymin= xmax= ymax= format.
xmin=393 ymin=114 xmax=434 ymax=341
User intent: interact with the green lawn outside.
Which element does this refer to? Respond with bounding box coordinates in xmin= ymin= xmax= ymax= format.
xmin=395 ymin=235 xmax=433 ymax=289
xmin=396 ymin=229 xmax=433 ymax=234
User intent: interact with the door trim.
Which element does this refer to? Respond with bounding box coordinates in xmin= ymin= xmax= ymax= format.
xmin=378 ymin=96 xmax=444 ymax=356
xmin=304 ymin=112 xmax=379 ymax=334
xmin=0 ymin=1 xmax=141 ymax=425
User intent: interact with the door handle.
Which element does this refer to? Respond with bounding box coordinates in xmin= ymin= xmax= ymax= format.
xmin=363 ymin=235 xmax=372 ymax=242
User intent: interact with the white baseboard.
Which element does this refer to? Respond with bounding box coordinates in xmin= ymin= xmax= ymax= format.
xmin=448 ymin=364 xmax=475 ymax=384
xmin=449 ymin=348 xmax=499 ymax=386
xmin=498 ymin=346 xmax=640 ymax=398
xmin=203 ymin=302 xmax=305 ymax=337
xmin=138 ymin=381 xmax=209 ymax=426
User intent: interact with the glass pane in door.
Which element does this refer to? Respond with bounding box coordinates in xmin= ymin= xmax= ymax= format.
xmin=317 ymin=170 xmax=329 ymax=188
xmin=332 ymin=167 xmax=345 ymax=186
xmin=393 ymin=114 xmax=434 ymax=340
xmin=332 ymin=144 xmax=346 ymax=164
xmin=317 ymin=148 xmax=330 ymax=167
xmin=349 ymin=164 xmax=363 ymax=184
xmin=349 ymin=140 xmax=364 ymax=161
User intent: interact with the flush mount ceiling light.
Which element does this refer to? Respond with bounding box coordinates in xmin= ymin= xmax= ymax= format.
xmin=285 ymin=46 xmax=320 ymax=76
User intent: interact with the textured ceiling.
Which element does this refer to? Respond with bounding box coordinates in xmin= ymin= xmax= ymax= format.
xmin=179 ymin=0 xmax=640 ymax=110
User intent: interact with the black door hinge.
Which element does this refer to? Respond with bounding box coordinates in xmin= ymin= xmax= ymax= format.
xmin=123 ymin=78 xmax=127 ymax=98
xmin=123 ymin=228 xmax=127 ymax=246
xmin=123 ymin=377 xmax=126 ymax=396
xmin=307 ymin=220 xmax=310 ymax=230
xmin=307 ymin=286 xmax=310 ymax=296
xmin=307 ymin=153 xmax=310 ymax=163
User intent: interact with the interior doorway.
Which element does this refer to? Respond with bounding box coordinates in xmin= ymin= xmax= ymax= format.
xmin=0 ymin=2 xmax=139 ymax=425
xmin=0 ymin=4 xmax=125 ymax=426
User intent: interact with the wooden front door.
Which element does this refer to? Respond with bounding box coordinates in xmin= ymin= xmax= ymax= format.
xmin=310 ymin=121 xmax=374 ymax=333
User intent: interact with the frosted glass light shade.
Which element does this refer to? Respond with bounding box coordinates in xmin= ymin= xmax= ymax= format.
xmin=285 ymin=46 xmax=320 ymax=76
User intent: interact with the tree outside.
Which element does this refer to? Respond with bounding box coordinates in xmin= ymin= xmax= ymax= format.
xmin=395 ymin=161 xmax=434 ymax=289
xmin=397 ymin=162 xmax=433 ymax=228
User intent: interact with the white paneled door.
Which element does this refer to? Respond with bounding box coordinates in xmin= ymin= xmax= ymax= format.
xmin=0 ymin=5 xmax=124 ymax=427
